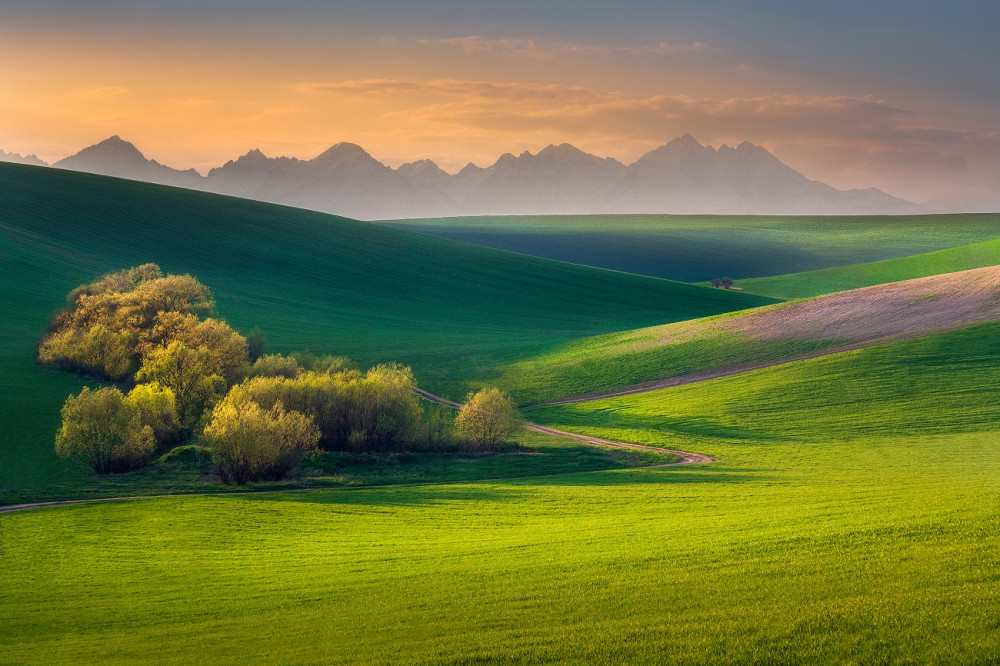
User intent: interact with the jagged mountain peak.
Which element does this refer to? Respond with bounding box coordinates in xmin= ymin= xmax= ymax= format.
xmin=312 ymin=142 xmax=377 ymax=164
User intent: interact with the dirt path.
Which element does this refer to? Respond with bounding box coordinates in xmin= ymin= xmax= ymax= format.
xmin=535 ymin=323 xmax=979 ymax=407
xmin=415 ymin=388 xmax=715 ymax=465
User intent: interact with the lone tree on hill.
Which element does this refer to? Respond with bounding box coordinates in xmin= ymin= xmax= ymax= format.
xmin=456 ymin=388 xmax=519 ymax=450
xmin=711 ymin=277 xmax=734 ymax=289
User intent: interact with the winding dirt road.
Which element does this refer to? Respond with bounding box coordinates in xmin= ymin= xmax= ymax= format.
xmin=414 ymin=388 xmax=715 ymax=466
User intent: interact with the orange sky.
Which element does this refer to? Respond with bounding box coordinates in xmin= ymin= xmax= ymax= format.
xmin=2 ymin=2 xmax=999 ymax=207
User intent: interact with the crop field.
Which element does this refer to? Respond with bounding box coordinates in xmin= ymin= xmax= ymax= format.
xmin=4 ymin=325 xmax=1000 ymax=662
xmin=385 ymin=213 xmax=1000 ymax=282
xmin=489 ymin=265 xmax=1000 ymax=404
xmin=737 ymin=238 xmax=1000 ymax=299
xmin=0 ymin=163 xmax=766 ymax=502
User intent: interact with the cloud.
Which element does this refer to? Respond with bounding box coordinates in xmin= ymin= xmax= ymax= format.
xmin=294 ymin=78 xmax=617 ymax=104
xmin=411 ymin=35 xmax=712 ymax=58
xmin=77 ymin=86 xmax=128 ymax=98
xmin=416 ymin=36 xmax=546 ymax=57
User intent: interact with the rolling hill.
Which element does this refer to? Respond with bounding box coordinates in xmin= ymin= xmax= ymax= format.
xmin=494 ymin=266 xmax=1000 ymax=404
xmin=384 ymin=212 xmax=1000 ymax=282
xmin=736 ymin=238 xmax=1000 ymax=299
xmin=0 ymin=162 xmax=771 ymax=501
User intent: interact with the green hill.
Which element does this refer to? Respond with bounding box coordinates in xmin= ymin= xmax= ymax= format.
xmin=493 ymin=265 xmax=1000 ymax=404
xmin=735 ymin=238 xmax=1000 ymax=299
xmin=4 ymin=324 xmax=1000 ymax=662
xmin=0 ymin=163 xmax=770 ymax=500
xmin=384 ymin=213 xmax=1000 ymax=282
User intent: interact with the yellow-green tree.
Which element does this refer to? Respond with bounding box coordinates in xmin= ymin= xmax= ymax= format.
xmin=203 ymin=397 xmax=320 ymax=484
xmin=127 ymin=382 xmax=181 ymax=446
xmin=55 ymin=387 xmax=155 ymax=473
xmin=136 ymin=341 xmax=227 ymax=431
xmin=455 ymin=388 xmax=519 ymax=450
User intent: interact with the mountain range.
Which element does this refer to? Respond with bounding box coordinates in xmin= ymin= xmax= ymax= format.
xmin=3 ymin=135 xmax=920 ymax=218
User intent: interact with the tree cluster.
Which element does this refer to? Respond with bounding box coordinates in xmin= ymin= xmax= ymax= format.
xmin=44 ymin=265 xmax=521 ymax=485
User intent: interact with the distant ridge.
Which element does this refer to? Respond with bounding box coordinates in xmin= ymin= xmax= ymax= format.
xmin=41 ymin=135 xmax=919 ymax=219
xmin=0 ymin=149 xmax=47 ymax=167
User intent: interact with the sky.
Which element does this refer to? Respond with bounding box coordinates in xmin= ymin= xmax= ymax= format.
xmin=2 ymin=0 xmax=998 ymax=206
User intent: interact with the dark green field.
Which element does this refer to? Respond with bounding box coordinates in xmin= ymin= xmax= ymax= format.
xmin=0 ymin=163 xmax=766 ymax=502
xmin=385 ymin=213 xmax=1000 ymax=282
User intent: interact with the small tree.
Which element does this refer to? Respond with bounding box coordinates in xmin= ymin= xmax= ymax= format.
xmin=710 ymin=278 xmax=724 ymax=288
xmin=136 ymin=341 xmax=227 ymax=432
xmin=203 ymin=397 xmax=320 ymax=484
xmin=249 ymin=354 xmax=301 ymax=379
xmin=127 ymin=382 xmax=181 ymax=446
xmin=247 ymin=327 xmax=267 ymax=363
xmin=721 ymin=277 xmax=733 ymax=289
xmin=55 ymin=387 xmax=155 ymax=473
xmin=456 ymin=388 xmax=518 ymax=450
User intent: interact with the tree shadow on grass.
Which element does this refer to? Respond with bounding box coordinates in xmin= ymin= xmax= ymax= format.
xmin=234 ymin=460 xmax=770 ymax=510
xmin=536 ymin=410 xmax=793 ymax=443
xmin=511 ymin=463 xmax=774 ymax=488
xmin=231 ymin=483 xmax=529 ymax=509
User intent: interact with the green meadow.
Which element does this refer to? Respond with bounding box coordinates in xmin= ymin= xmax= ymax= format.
xmin=4 ymin=325 xmax=1000 ymax=662
xmin=737 ymin=238 xmax=1000 ymax=298
xmin=0 ymin=163 xmax=765 ymax=502
xmin=385 ymin=212 xmax=1000 ymax=282
xmin=4 ymin=163 xmax=1000 ymax=663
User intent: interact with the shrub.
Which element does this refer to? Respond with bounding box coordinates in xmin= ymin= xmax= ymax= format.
xmin=39 ymin=265 xmax=219 ymax=380
xmin=350 ymin=363 xmax=423 ymax=451
xmin=127 ymin=382 xmax=181 ymax=446
xmin=247 ymin=327 xmax=267 ymax=362
xmin=249 ymin=354 xmax=301 ymax=379
xmin=38 ymin=324 xmax=135 ymax=380
xmin=55 ymin=387 xmax=155 ymax=473
xmin=136 ymin=341 xmax=227 ymax=432
xmin=203 ymin=397 xmax=320 ymax=484
xmin=222 ymin=363 xmax=423 ymax=452
xmin=456 ymin=388 xmax=519 ymax=450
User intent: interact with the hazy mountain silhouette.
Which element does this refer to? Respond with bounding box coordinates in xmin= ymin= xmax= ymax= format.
xmin=603 ymin=135 xmax=918 ymax=214
xmin=204 ymin=143 xmax=453 ymax=219
xmin=52 ymin=136 xmax=203 ymax=188
xmin=0 ymin=149 xmax=48 ymax=167
xmin=46 ymin=135 xmax=919 ymax=218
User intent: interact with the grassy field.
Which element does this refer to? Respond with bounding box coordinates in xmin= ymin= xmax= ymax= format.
xmin=1 ymin=428 xmax=676 ymax=506
xmin=485 ymin=264 xmax=1000 ymax=404
xmin=3 ymin=324 xmax=1000 ymax=662
xmin=0 ymin=163 xmax=769 ymax=503
xmin=736 ymin=238 xmax=1000 ymax=298
xmin=385 ymin=213 xmax=1000 ymax=282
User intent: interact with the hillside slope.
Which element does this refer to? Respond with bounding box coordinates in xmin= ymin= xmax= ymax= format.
xmin=497 ymin=266 xmax=1000 ymax=403
xmin=385 ymin=213 xmax=1000 ymax=282
xmin=736 ymin=238 xmax=1000 ymax=299
xmin=0 ymin=162 xmax=770 ymax=499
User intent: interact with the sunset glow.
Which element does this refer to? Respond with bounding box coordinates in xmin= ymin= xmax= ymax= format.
xmin=2 ymin=1 xmax=998 ymax=206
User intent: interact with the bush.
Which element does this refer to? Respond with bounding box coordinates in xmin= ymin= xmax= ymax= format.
xmin=203 ymin=397 xmax=320 ymax=484
xmin=249 ymin=354 xmax=301 ymax=379
xmin=136 ymin=341 xmax=227 ymax=432
xmin=456 ymin=388 xmax=519 ymax=450
xmin=39 ymin=264 xmax=219 ymax=380
xmin=127 ymin=382 xmax=181 ymax=446
xmin=247 ymin=327 xmax=267 ymax=362
xmin=55 ymin=387 xmax=155 ymax=473
xmin=222 ymin=363 xmax=423 ymax=452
